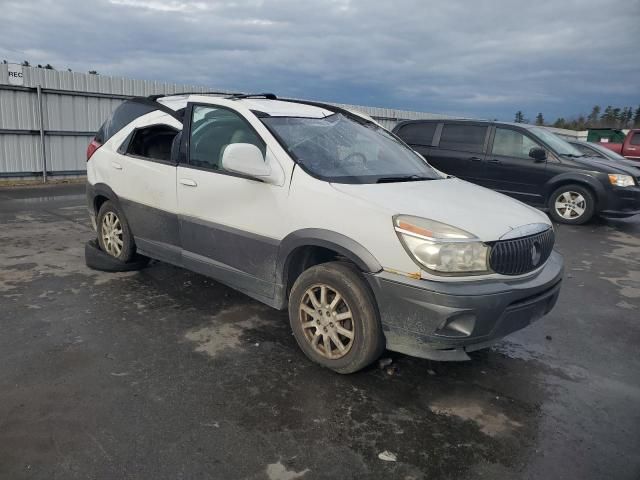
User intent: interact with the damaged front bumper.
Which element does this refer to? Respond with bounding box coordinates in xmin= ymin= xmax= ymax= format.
xmin=365 ymin=251 xmax=563 ymax=361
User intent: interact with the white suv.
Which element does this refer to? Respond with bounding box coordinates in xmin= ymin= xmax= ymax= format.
xmin=86 ymin=93 xmax=563 ymax=373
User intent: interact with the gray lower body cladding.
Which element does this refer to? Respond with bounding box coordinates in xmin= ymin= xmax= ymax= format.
xmin=365 ymin=251 xmax=564 ymax=361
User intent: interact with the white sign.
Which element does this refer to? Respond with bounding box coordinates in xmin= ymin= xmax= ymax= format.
xmin=7 ymin=63 xmax=24 ymax=86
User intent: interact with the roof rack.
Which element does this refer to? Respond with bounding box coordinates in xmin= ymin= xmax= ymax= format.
xmin=146 ymin=91 xmax=243 ymax=101
xmin=227 ymin=93 xmax=277 ymax=100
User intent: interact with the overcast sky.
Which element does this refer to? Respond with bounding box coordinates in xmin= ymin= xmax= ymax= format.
xmin=1 ymin=0 xmax=638 ymax=120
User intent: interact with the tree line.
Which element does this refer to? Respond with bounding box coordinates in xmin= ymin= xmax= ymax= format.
xmin=2 ymin=59 xmax=98 ymax=75
xmin=514 ymin=105 xmax=640 ymax=130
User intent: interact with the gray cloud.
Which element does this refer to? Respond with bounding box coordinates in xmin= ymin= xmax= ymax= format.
xmin=1 ymin=0 xmax=638 ymax=120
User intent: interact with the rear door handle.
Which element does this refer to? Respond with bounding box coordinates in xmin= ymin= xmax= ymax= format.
xmin=488 ymin=159 xmax=501 ymax=165
xmin=469 ymin=156 xmax=483 ymax=162
xmin=179 ymin=178 xmax=198 ymax=187
xmin=111 ymin=161 xmax=122 ymax=170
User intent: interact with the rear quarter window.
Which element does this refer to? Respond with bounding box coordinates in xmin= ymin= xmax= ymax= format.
xmin=101 ymin=101 xmax=157 ymax=142
xmin=439 ymin=124 xmax=487 ymax=153
xmin=396 ymin=122 xmax=437 ymax=146
xmin=630 ymin=133 xmax=640 ymax=146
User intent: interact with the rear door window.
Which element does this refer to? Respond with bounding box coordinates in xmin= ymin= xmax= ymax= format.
xmin=492 ymin=128 xmax=541 ymax=159
xmin=397 ymin=123 xmax=437 ymax=146
xmin=630 ymin=133 xmax=640 ymax=145
xmin=439 ymin=124 xmax=487 ymax=153
xmin=124 ymin=125 xmax=179 ymax=162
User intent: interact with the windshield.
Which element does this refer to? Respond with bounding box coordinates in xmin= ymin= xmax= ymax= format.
xmin=529 ymin=127 xmax=584 ymax=156
xmin=262 ymin=113 xmax=441 ymax=184
xmin=588 ymin=142 xmax=627 ymax=160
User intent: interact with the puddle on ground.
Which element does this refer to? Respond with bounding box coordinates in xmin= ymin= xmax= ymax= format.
xmin=265 ymin=461 xmax=309 ymax=480
xmin=184 ymin=304 xmax=275 ymax=358
xmin=429 ymin=400 xmax=523 ymax=437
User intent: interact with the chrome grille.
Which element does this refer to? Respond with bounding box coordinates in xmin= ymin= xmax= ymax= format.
xmin=489 ymin=228 xmax=555 ymax=275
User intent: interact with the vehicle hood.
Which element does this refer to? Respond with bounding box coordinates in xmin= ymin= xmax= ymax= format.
xmin=573 ymin=156 xmax=640 ymax=177
xmin=330 ymin=178 xmax=550 ymax=242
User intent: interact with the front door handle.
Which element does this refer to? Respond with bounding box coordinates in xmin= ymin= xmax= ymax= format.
xmin=488 ymin=159 xmax=501 ymax=165
xmin=111 ymin=161 xmax=122 ymax=170
xmin=469 ymin=156 xmax=483 ymax=162
xmin=179 ymin=178 xmax=198 ymax=187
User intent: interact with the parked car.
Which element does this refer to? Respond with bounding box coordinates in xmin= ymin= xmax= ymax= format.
xmin=596 ymin=129 xmax=640 ymax=161
xmin=393 ymin=120 xmax=640 ymax=224
xmin=569 ymin=140 xmax=635 ymax=163
xmin=87 ymin=93 xmax=563 ymax=373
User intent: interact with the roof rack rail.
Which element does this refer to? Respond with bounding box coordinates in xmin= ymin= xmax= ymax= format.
xmin=228 ymin=93 xmax=277 ymax=100
xmin=146 ymin=91 xmax=243 ymax=100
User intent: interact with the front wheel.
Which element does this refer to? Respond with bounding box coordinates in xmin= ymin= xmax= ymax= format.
xmin=288 ymin=261 xmax=384 ymax=374
xmin=548 ymin=184 xmax=595 ymax=225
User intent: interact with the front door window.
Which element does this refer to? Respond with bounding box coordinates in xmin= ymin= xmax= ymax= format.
xmin=492 ymin=128 xmax=541 ymax=159
xmin=189 ymin=105 xmax=265 ymax=171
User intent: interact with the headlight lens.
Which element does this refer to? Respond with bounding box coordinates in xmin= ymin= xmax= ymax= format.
xmin=608 ymin=174 xmax=635 ymax=187
xmin=394 ymin=215 xmax=490 ymax=274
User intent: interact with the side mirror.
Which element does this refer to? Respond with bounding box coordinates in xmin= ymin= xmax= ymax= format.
xmin=529 ymin=147 xmax=547 ymax=162
xmin=221 ymin=143 xmax=271 ymax=178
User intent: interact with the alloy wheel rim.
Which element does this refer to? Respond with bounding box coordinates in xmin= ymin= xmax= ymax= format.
xmin=101 ymin=211 xmax=124 ymax=257
xmin=299 ymin=284 xmax=355 ymax=360
xmin=554 ymin=191 xmax=586 ymax=219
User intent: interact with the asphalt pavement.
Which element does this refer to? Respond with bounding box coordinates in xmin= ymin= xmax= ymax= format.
xmin=1 ymin=183 xmax=639 ymax=480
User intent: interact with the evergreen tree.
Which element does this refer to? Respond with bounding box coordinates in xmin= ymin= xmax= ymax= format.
xmin=514 ymin=111 xmax=525 ymax=123
xmin=624 ymin=107 xmax=634 ymax=128
xmin=634 ymin=106 xmax=640 ymax=127
xmin=587 ymin=105 xmax=600 ymax=126
xmin=612 ymin=107 xmax=622 ymax=127
xmin=601 ymin=106 xmax=614 ymax=127
xmin=535 ymin=113 xmax=544 ymax=126
xmin=21 ymin=60 xmax=30 ymax=67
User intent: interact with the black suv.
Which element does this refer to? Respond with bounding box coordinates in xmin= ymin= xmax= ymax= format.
xmin=393 ymin=120 xmax=640 ymax=224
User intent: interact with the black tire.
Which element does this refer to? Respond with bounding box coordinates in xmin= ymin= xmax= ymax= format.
xmin=288 ymin=261 xmax=384 ymax=374
xmin=96 ymin=200 xmax=136 ymax=262
xmin=85 ymin=239 xmax=150 ymax=272
xmin=548 ymin=184 xmax=595 ymax=225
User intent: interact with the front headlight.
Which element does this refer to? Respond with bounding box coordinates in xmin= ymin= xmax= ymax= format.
xmin=394 ymin=215 xmax=490 ymax=275
xmin=608 ymin=174 xmax=635 ymax=187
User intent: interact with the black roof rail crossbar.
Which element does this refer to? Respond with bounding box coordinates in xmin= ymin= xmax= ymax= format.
xmin=146 ymin=91 xmax=243 ymax=101
xmin=228 ymin=93 xmax=277 ymax=100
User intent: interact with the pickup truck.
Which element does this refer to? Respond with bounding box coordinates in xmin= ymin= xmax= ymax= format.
xmin=599 ymin=129 xmax=640 ymax=161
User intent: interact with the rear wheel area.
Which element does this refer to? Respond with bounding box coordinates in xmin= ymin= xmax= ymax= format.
xmin=97 ymin=200 xmax=135 ymax=262
xmin=288 ymin=261 xmax=384 ymax=374
xmin=548 ymin=184 xmax=595 ymax=225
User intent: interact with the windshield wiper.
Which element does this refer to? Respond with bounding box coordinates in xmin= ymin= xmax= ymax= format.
xmin=376 ymin=175 xmax=433 ymax=183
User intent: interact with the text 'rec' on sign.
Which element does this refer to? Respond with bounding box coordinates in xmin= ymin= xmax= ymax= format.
xmin=8 ymin=63 xmax=24 ymax=86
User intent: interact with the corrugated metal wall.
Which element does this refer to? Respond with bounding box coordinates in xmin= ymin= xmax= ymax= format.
xmin=0 ymin=65 xmax=218 ymax=177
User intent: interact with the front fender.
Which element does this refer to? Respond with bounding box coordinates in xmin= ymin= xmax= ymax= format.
xmin=276 ymin=228 xmax=382 ymax=284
